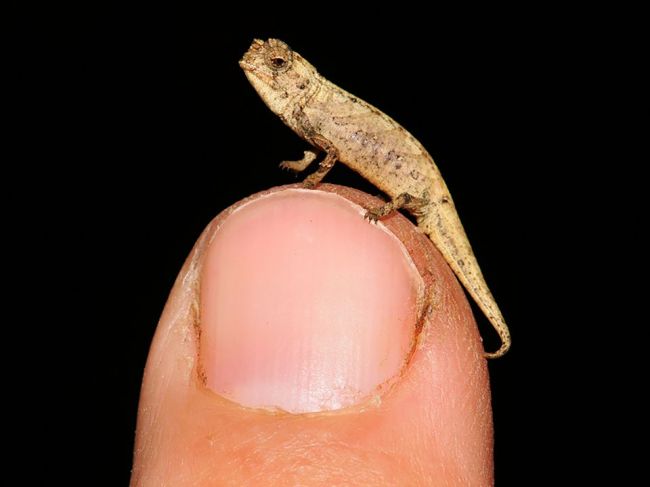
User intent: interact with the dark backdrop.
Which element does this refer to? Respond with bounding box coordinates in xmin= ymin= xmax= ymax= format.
xmin=36 ymin=9 xmax=601 ymax=485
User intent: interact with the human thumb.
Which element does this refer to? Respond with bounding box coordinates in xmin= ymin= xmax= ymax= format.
xmin=130 ymin=184 xmax=493 ymax=486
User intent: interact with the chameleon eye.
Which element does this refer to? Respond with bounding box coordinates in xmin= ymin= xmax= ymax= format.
xmin=270 ymin=56 xmax=287 ymax=68
xmin=264 ymin=39 xmax=293 ymax=72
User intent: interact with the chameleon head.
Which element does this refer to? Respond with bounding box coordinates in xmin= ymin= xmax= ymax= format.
xmin=239 ymin=39 xmax=319 ymax=119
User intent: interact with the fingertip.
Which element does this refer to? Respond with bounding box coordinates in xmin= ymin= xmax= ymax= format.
xmin=132 ymin=184 xmax=493 ymax=486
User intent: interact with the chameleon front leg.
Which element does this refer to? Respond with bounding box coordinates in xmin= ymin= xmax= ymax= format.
xmin=364 ymin=193 xmax=428 ymax=222
xmin=277 ymin=135 xmax=339 ymax=188
xmin=302 ymin=134 xmax=339 ymax=189
xmin=279 ymin=150 xmax=317 ymax=172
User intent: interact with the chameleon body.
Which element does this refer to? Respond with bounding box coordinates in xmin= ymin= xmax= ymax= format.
xmin=240 ymin=39 xmax=510 ymax=358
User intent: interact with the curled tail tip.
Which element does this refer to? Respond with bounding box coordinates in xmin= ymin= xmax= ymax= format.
xmin=483 ymin=340 xmax=511 ymax=359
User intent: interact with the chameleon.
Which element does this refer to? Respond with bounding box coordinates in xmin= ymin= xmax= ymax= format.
xmin=239 ymin=38 xmax=510 ymax=358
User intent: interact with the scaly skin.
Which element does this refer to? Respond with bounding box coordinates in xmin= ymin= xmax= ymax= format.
xmin=239 ymin=38 xmax=510 ymax=358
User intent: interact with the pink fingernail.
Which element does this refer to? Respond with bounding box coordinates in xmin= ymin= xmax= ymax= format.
xmin=200 ymin=189 xmax=420 ymax=413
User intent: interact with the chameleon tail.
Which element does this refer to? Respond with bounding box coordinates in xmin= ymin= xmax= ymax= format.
xmin=419 ymin=204 xmax=511 ymax=359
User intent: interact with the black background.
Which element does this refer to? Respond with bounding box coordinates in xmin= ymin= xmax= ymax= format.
xmin=26 ymin=7 xmax=617 ymax=485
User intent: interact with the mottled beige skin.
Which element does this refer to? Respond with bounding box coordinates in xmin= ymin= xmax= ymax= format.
xmin=240 ymin=39 xmax=510 ymax=358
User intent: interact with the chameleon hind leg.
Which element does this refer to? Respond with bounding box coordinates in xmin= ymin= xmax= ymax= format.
xmin=364 ymin=193 xmax=428 ymax=222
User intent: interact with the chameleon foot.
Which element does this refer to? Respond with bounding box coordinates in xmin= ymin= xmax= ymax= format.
xmin=279 ymin=151 xmax=317 ymax=173
xmin=363 ymin=208 xmax=383 ymax=223
xmin=364 ymin=193 xmax=428 ymax=222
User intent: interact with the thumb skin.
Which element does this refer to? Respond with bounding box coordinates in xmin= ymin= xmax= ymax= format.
xmin=130 ymin=184 xmax=493 ymax=486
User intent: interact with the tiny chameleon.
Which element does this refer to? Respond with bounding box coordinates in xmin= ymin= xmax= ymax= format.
xmin=240 ymin=38 xmax=510 ymax=358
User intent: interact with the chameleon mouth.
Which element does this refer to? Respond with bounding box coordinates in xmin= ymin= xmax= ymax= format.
xmin=239 ymin=44 xmax=277 ymax=86
xmin=239 ymin=38 xmax=266 ymax=67
xmin=239 ymin=59 xmax=276 ymax=87
xmin=239 ymin=40 xmax=264 ymax=73
xmin=238 ymin=59 xmax=257 ymax=73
